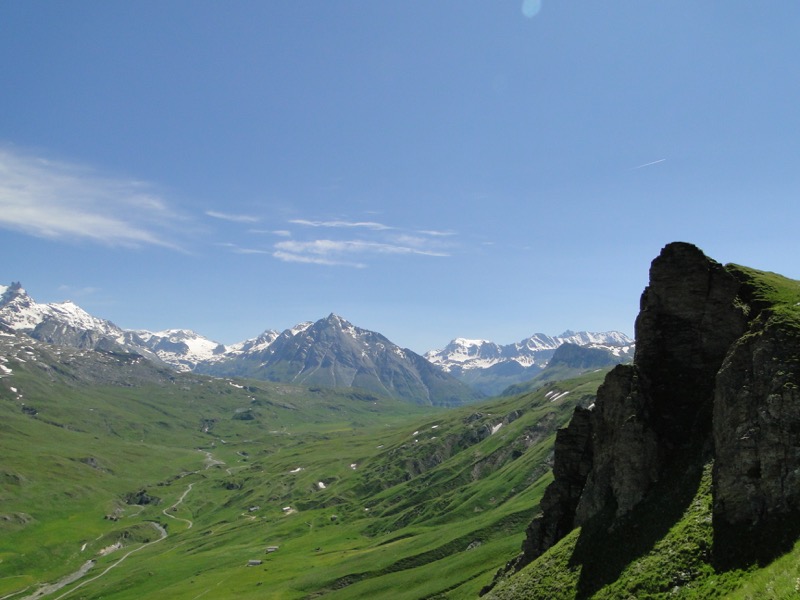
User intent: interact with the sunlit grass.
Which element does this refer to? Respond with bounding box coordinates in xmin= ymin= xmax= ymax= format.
xmin=0 ymin=348 xmax=605 ymax=599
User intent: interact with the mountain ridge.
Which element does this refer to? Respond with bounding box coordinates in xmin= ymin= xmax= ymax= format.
xmin=426 ymin=332 xmax=633 ymax=395
xmin=0 ymin=282 xmax=629 ymax=401
xmin=194 ymin=312 xmax=482 ymax=406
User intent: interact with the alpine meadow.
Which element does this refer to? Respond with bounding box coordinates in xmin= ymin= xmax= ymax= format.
xmin=2 ymin=3 xmax=800 ymax=599
xmin=3 ymin=242 xmax=800 ymax=599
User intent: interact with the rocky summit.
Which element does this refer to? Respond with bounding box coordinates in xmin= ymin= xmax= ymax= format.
xmin=485 ymin=241 xmax=800 ymax=595
xmin=197 ymin=313 xmax=482 ymax=406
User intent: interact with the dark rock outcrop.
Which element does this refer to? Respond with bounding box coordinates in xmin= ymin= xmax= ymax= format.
xmin=712 ymin=278 xmax=800 ymax=565
xmin=484 ymin=242 xmax=800 ymax=592
xmin=507 ymin=405 xmax=593 ymax=572
xmin=574 ymin=243 xmax=747 ymax=524
xmin=124 ymin=489 xmax=161 ymax=506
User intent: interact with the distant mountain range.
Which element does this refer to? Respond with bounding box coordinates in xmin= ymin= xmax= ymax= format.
xmin=426 ymin=331 xmax=633 ymax=395
xmin=0 ymin=281 xmax=633 ymax=402
xmin=193 ymin=313 xmax=482 ymax=406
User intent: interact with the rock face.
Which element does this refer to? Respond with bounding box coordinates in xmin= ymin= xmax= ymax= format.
xmin=507 ymin=405 xmax=594 ymax=571
xmin=712 ymin=268 xmax=800 ymax=563
xmin=575 ymin=243 xmax=748 ymax=523
xmin=485 ymin=242 xmax=800 ymax=592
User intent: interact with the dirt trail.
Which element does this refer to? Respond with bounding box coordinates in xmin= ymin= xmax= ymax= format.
xmin=162 ymin=482 xmax=195 ymax=529
xmin=17 ymin=560 xmax=95 ymax=600
xmin=18 ymin=523 xmax=166 ymax=600
xmin=201 ymin=450 xmax=225 ymax=470
xmin=51 ymin=523 xmax=168 ymax=600
xmin=16 ymin=451 xmax=223 ymax=600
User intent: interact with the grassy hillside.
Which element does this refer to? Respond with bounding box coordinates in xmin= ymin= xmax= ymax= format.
xmin=485 ymin=263 xmax=800 ymax=600
xmin=486 ymin=454 xmax=800 ymax=600
xmin=0 ymin=332 xmax=607 ymax=599
xmin=727 ymin=263 xmax=800 ymax=330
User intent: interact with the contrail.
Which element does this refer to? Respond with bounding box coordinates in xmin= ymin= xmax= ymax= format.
xmin=633 ymin=158 xmax=666 ymax=170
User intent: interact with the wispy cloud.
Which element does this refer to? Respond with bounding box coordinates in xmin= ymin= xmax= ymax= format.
xmin=416 ymin=229 xmax=457 ymax=237
xmin=273 ymin=250 xmax=366 ymax=268
xmin=215 ymin=241 xmax=269 ymax=255
xmin=0 ymin=147 xmax=186 ymax=249
xmin=277 ymin=239 xmax=449 ymax=257
xmin=289 ymin=219 xmax=392 ymax=231
xmin=206 ymin=210 xmax=260 ymax=223
xmin=633 ymin=158 xmax=666 ymax=170
xmin=256 ymin=214 xmax=460 ymax=268
xmin=234 ymin=247 xmax=270 ymax=255
xmin=248 ymin=229 xmax=292 ymax=237
xmin=273 ymin=238 xmax=449 ymax=267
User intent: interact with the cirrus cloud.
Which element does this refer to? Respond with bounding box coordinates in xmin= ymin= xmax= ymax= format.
xmin=289 ymin=219 xmax=392 ymax=231
xmin=273 ymin=237 xmax=450 ymax=267
xmin=206 ymin=210 xmax=260 ymax=223
xmin=0 ymin=146 xmax=186 ymax=249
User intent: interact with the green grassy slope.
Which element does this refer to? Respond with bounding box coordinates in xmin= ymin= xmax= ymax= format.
xmin=0 ymin=332 xmax=607 ymax=599
xmin=485 ymin=265 xmax=800 ymax=600
xmin=486 ymin=455 xmax=800 ymax=600
xmin=726 ymin=263 xmax=800 ymax=330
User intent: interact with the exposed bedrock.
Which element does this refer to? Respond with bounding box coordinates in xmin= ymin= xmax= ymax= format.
xmin=485 ymin=241 xmax=800 ymax=591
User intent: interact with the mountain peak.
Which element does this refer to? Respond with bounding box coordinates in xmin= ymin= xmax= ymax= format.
xmin=323 ymin=313 xmax=349 ymax=326
xmin=0 ymin=281 xmax=29 ymax=306
xmin=0 ymin=281 xmax=50 ymax=331
xmin=151 ymin=328 xmax=205 ymax=340
xmin=200 ymin=313 xmax=480 ymax=406
xmin=315 ymin=313 xmax=362 ymax=339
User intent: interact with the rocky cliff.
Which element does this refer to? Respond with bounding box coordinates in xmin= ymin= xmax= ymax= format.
xmin=484 ymin=242 xmax=800 ymax=594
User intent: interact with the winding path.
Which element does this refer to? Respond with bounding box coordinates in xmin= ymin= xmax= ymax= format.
xmin=201 ymin=450 xmax=225 ymax=470
xmin=51 ymin=523 xmax=168 ymax=600
xmin=16 ymin=450 xmax=222 ymax=600
xmin=16 ymin=561 xmax=95 ymax=600
xmin=162 ymin=482 xmax=195 ymax=529
xmin=18 ymin=523 xmax=167 ymax=600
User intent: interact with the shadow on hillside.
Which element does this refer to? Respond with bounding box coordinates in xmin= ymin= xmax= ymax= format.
xmin=713 ymin=509 xmax=800 ymax=572
xmin=567 ymin=452 xmax=708 ymax=599
xmin=561 ymin=447 xmax=800 ymax=598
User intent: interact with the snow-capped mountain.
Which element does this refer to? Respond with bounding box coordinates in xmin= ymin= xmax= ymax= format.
xmin=0 ymin=283 xmax=478 ymax=404
xmin=131 ymin=329 xmax=228 ymax=372
xmin=425 ymin=330 xmax=634 ymax=395
xmin=426 ymin=331 xmax=633 ymax=372
xmin=0 ymin=284 xmax=223 ymax=368
xmin=0 ymin=282 xmax=122 ymax=335
xmin=196 ymin=313 xmax=481 ymax=406
xmin=0 ymin=282 xmax=145 ymax=355
xmin=0 ymin=283 xmax=54 ymax=330
xmin=225 ymin=329 xmax=281 ymax=357
xmin=0 ymin=281 xmax=632 ymax=401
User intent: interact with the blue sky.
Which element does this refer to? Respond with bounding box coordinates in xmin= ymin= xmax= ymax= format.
xmin=2 ymin=2 xmax=799 ymax=353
